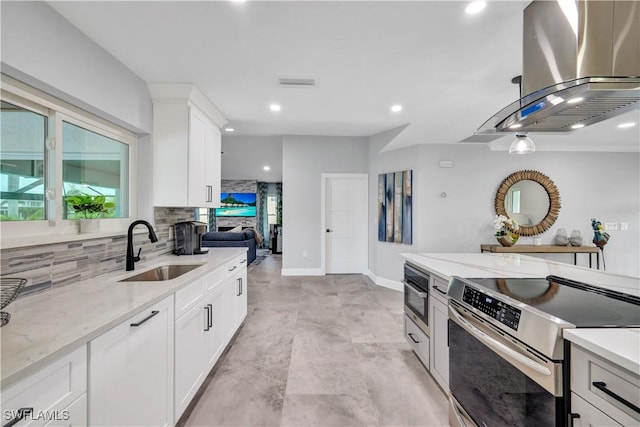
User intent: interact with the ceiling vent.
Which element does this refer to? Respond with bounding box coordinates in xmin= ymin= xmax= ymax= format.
xmin=278 ymin=77 xmax=316 ymax=88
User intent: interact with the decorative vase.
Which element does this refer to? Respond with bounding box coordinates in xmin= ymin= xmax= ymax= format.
xmin=497 ymin=233 xmax=519 ymax=247
xmin=79 ymin=219 xmax=100 ymax=234
xmin=554 ymin=228 xmax=569 ymax=246
xmin=569 ymin=230 xmax=583 ymax=246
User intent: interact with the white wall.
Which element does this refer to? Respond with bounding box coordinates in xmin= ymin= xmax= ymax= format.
xmin=368 ymin=143 xmax=640 ymax=282
xmin=282 ymin=136 xmax=368 ymax=273
xmin=221 ymin=136 xmax=283 ymax=182
xmin=1 ymin=1 xmax=152 ymax=134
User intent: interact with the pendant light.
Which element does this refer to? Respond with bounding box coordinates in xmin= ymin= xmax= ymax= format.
xmin=509 ymin=134 xmax=535 ymax=154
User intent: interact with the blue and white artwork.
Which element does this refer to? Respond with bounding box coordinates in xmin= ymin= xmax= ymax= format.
xmin=377 ymin=169 xmax=412 ymax=244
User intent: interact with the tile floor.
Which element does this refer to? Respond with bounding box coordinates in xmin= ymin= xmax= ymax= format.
xmin=183 ymin=251 xmax=449 ymax=427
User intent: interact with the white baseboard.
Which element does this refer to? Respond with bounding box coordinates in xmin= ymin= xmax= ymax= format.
xmin=281 ymin=268 xmax=324 ymax=276
xmin=365 ymin=269 xmax=403 ymax=292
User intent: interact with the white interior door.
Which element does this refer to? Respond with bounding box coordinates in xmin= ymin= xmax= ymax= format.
xmin=325 ymin=175 xmax=367 ymax=274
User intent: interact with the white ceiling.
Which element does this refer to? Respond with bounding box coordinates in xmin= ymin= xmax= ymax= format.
xmin=49 ymin=0 xmax=639 ymax=152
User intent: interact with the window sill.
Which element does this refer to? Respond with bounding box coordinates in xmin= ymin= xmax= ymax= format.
xmin=1 ymin=229 xmax=150 ymax=250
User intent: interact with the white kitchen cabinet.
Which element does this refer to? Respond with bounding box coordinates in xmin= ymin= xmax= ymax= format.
xmin=88 ymin=295 xmax=174 ymax=427
xmin=404 ymin=314 xmax=430 ymax=368
xmin=570 ymin=344 xmax=639 ymax=426
xmin=233 ymin=264 xmax=248 ymax=329
xmin=429 ymin=275 xmax=450 ymax=393
xmin=1 ymin=346 xmax=87 ymax=427
xmin=149 ymin=83 xmax=225 ymax=208
xmin=174 ymin=297 xmax=207 ymax=420
xmin=174 ymin=258 xmax=247 ymax=423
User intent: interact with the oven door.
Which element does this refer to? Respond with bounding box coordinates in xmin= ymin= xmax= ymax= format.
xmin=404 ymin=279 xmax=429 ymax=333
xmin=448 ymin=303 xmax=566 ymax=427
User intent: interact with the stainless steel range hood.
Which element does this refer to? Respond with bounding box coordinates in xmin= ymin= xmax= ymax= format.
xmin=476 ymin=0 xmax=640 ymax=135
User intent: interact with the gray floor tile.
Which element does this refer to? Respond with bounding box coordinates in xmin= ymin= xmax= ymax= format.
xmin=183 ymin=253 xmax=448 ymax=427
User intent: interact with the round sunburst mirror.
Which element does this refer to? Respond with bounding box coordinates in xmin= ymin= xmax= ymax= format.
xmin=494 ymin=170 xmax=561 ymax=236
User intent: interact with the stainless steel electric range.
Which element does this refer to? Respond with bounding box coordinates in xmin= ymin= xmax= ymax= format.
xmin=447 ymin=275 xmax=640 ymax=427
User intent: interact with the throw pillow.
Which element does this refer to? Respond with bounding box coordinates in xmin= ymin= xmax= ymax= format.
xmin=229 ymin=225 xmax=243 ymax=232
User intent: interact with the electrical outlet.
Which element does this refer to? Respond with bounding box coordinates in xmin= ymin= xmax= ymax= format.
xmin=604 ymin=222 xmax=618 ymax=231
xmin=620 ymin=222 xmax=629 ymax=231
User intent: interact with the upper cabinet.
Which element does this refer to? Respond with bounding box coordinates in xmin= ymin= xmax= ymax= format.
xmin=148 ymin=83 xmax=226 ymax=208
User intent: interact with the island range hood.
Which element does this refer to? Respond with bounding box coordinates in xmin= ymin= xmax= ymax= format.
xmin=476 ymin=0 xmax=640 ymax=135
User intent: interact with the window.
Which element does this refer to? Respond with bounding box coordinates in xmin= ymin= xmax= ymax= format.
xmin=195 ymin=208 xmax=210 ymax=229
xmin=1 ymin=76 xmax=136 ymax=240
xmin=267 ymin=195 xmax=278 ymax=225
xmin=62 ymin=121 xmax=129 ymax=219
xmin=0 ymin=101 xmax=47 ymax=221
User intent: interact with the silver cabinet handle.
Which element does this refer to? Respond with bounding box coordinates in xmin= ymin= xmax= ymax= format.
xmin=403 ymin=280 xmax=428 ymax=299
xmin=449 ymin=306 xmax=551 ymax=377
xmin=228 ymin=265 xmax=237 ymax=272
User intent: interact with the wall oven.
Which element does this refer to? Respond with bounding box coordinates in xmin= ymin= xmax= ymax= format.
xmin=403 ymin=263 xmax=429 ymax=335
xmin=447 ymin=276 xmax=640 ymax=427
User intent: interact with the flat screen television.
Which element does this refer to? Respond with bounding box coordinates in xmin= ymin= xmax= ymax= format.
xmin=214 ymin=192 xmax=257 ymax=217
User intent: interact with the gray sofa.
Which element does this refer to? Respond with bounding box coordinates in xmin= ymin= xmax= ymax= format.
xmin=201 ymin=229 xmax=256 ymax=264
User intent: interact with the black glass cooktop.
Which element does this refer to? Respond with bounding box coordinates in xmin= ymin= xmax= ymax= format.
xmin=466 ymin=275 xmax=640 ymax=328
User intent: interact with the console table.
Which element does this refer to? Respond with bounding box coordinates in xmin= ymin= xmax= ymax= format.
xmin=480 ymin=244 xmax=601 ymax=269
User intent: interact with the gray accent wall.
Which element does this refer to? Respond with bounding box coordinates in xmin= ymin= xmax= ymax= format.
xmin=368 ymin=142 xmax=640 ymax=281
xmin=282 ymin=136 xmax=368 ymax=272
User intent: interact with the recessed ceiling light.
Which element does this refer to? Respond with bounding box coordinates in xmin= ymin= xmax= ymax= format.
xmin=466 ymin=1 xmax=486 ymax=15
xmin=269 ymin=104 xmax=281 ymax=112
xmin=567 ymin=97 xmax=584 ymax=104
xmin=509 ymin=123 xmax=522 ymax=129
xmin=391 ymin=104 xmax=403 ymax=113
xmin=571 ymin=123 xmax=585 ymax=129
xmin=618 ymin=122 xmax=636 ymax=129
xmin=224 ymin=127 xmax=235 ymax=132
xmin=263 ymin=166 xmax=271 ymax=171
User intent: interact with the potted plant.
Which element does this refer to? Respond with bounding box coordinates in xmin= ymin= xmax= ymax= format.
xmin=65 ymin=192 xmax=115 ymax=233
xmin=494 ymin=214 xmax=519 ymax=247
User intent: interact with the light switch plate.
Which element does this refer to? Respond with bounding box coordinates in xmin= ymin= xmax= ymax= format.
xmin=620 ymin=222 xmax=629 ymax=231
xmin=604 ymin=222 xmax=618 ymax=231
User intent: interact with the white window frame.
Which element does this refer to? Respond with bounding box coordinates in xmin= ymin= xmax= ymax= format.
xmin=1 ymin=76 xmax=138 ymax=244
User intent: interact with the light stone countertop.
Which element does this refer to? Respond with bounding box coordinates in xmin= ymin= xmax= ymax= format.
xmin=0 ymin=247 xmax=247 ymax=388
xmin=401 ymin=252 xmax=640 ymax=296
xmin=401 ymin=252 xmax=640 ymax=378
xmin=564 ymin=328 xmax=640 ymax=375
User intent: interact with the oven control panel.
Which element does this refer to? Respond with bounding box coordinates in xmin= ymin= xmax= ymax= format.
xmin=463 ymin=286 xmax=521 ymax=330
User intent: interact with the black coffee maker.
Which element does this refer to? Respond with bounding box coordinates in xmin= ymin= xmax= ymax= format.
xmin=174 ymin=221 xmax=209 ymax=255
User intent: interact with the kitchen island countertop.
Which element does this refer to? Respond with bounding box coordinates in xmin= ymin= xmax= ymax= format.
xmin=0 ymin=247 xmax=247 ymax=388
xmin=401 ymin=252 xmax=640 ymax=376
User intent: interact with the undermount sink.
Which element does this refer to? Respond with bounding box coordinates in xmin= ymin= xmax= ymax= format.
xmin=119 ymin=264 xmax=204 ymax=282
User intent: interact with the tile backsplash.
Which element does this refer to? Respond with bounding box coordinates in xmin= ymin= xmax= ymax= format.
xmin=0 ymin=207 xmax=195 ymax=296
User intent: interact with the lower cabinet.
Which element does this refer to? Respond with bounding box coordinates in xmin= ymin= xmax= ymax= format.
xmin=174 ymin=255 xmax=248 ymax=423
xmin=89 ymin=295 xmax=174 ymax=427
xmin=404 ymin=314 xmax=430 ymax=368
xmin=429 ymin=279 xmax=449 ymax=392
xmin=1 ymin=346 xmax=87 ymax=427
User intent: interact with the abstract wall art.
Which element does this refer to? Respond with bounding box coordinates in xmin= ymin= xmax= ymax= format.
xmin=377 ymin=169 xmax=412 ymax=244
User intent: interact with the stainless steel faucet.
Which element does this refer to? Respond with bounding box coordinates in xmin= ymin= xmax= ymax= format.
xmin=126 ymin=220 xmax=159 ymax=271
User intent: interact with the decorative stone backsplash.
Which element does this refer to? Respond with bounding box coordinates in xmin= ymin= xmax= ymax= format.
xmin=217 ymin=180 xmax=258 ymax=230
xmin=0 ymin=207 xmax=195 ymax=296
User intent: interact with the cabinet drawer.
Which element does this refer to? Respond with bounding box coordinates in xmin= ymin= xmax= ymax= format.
xmin=42 ymin=394 xmax=87 ymax=427
xmin=571 ymin=345 xmax=639 ymax=426
xmin=430 ymin=275 xmax=449 ymax=305
xmin=404 ymin=314 xmax=430 ymax=369
xmin=175 ymin=278 xmax=204 ymax=319
xmin=202 ymin=266 xmax=224 ymax=293
xmin=2 ymin=346 xmax=86 ymax=427
xmin=222 ymin=255 xmax=246 ymax=280
xmin=572 ymin=392 xmax=622 ymax=427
